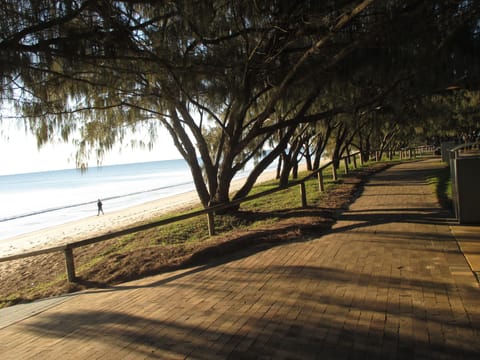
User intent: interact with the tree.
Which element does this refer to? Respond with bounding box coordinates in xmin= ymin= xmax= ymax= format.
xmin=1 ymin=0 xmax=378 ymax=208
xmin=1 ymin=0 xmax=480 ymax=210
xmin=413 ymin=90 xmax=480 ymax=144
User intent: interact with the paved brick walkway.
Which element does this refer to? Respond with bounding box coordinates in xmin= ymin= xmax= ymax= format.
xmin=1 ymin=159 xmax=479 ymax=359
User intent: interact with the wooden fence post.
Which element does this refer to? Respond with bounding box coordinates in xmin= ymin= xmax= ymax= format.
xmin=64 ymin=247 xmax=76 ymax=282
xmin=300 ymin=182 xmax=307 ymax=208
xmin=207 ymin=211 xmax=215 ymax=236
xmin=317 ymin=169 xmax=325 ymax=192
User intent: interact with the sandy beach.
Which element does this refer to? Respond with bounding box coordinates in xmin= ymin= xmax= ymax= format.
xmin=0 ymin=169 xmax=279 ymax=258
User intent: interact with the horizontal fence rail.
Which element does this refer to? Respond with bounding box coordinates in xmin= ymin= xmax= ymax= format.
xmin=0 ymin=146 xmax=433 ymax=283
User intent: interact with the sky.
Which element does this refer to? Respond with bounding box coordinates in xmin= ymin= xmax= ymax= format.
xmin=0 ymin=121 xmax=181 ymax=176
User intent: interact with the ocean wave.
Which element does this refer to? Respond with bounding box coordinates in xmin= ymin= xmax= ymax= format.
xmin=0 ymin=180 xmax=194 ymax=223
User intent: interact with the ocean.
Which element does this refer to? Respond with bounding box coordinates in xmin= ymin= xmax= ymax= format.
xmin=0 ymin=159 xmax=197 ymax=242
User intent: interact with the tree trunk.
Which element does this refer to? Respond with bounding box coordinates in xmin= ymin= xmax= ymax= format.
xmin=292 ymin=161 xmax=299 ymax=179
xmin=279 ymin=153 xmax=291 ymax=187
xmin=233 ymin=126 xmax=297 ymax=201
xmin=276 ymin=156 xmax=282 ymax=180
xmin=304 ymin=144 xmax=313 ymax=171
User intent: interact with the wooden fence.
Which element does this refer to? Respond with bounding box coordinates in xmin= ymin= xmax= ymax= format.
xmin=0 ymin=147 xmax=432 ymax=283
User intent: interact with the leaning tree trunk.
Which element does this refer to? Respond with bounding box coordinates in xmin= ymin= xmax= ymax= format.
xmin=233 ymin=126 xmax=297 ymax=202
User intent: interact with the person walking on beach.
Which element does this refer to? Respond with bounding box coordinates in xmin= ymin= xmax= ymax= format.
xmin=97 ymin=199 xmax=104 ymax=216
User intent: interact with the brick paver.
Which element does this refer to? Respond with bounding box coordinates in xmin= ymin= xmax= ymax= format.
xmin=1 ymin=159 xmax=479 ymax=359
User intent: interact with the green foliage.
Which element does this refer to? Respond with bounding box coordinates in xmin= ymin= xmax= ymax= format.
xmin=1 ymin=0 xmax=480 ymax=207
xmin=426 ymin=163 xmax=453 ymax=209
xmin=416 ymin=90 xmax=480 ymax=143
